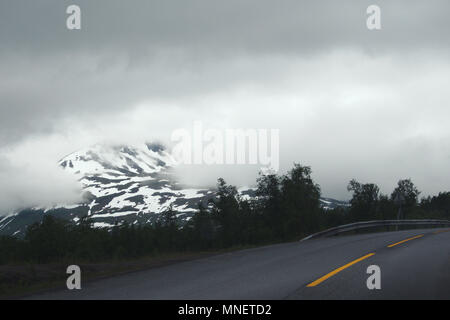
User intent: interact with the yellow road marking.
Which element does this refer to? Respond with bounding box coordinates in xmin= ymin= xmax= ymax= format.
xmin=306 ymin=253 xmax=375 ymax=287
xmin=387 ymin=234 xmax=424 ymax=248
xmin=306 ymin=230 xmax=445 ymax=288
xmin=433 ymin=229 xmax=450 ymax=235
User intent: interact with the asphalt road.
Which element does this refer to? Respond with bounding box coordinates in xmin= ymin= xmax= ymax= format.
xmin=28 ymin=228 xmax=450 ymax=300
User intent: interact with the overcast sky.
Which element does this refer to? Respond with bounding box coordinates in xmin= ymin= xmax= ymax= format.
xmin=0 ymin=1 xmax=449 ymax=213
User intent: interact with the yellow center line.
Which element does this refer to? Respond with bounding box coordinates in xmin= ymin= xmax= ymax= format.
xmin=306 ymin=253 xmax=375 ymax=287
xmin=387 ymin=234 xmax=424 ymax=248
xmin=433 ymin=229 xmax=450 ymax=235
xmin=306 ymin=230 xmax=443 ymax=288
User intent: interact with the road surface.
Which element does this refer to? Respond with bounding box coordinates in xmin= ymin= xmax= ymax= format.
xmin=28 ymin=228 xmax=450 ymax=299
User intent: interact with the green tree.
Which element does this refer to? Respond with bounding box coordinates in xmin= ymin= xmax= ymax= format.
xmin=420 ymin=192 xmax=450 ymax=219
xmin=280 ymin=164 xmax=322 ymax=239
xmin=256 ymin=172 xmax=282 ymax=239
xmin=347 ymin=179 xmax=380 ymax=221
xmin=25 ymin=215 xmax=72 ymax=263
xmin=391 ymin=179 xmax=420 ymax=207
xmin=188 ymin=202 xmax=216 ymax=249
xmin=209 ymin=178 xmax=242 ymax=247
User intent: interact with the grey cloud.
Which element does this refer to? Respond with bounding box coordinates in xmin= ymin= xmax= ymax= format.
xmin=0 ymin=1 xmax=449 ymax=211
xmin=1 ymin=1 xmax=449 ymax=55
xmin=1 ymin=0 xmax=449 ymax=146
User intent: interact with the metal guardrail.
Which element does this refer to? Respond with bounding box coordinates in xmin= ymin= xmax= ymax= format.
xmin=300 ymin=219 xmax=450 ymax=241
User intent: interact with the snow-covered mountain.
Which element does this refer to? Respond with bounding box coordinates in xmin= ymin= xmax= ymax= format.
xmin=58 ymin=143 xmax=214 ymax=219
xmin=0 ymin=143 xmax=348 ymax=237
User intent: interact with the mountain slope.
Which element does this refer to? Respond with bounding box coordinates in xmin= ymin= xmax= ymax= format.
xmin=0 ymin=143 xmax=348 ymax=236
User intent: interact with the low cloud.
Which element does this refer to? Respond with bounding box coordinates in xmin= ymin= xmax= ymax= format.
xmin=0 ymin=141 xmax=82 ymax=215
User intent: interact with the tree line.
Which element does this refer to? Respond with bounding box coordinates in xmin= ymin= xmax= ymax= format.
xmin=0 ymin=164 xmax=448 ymax=265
